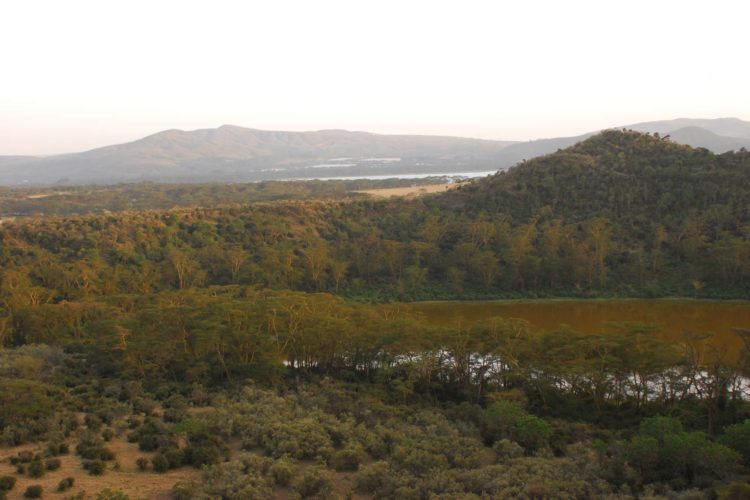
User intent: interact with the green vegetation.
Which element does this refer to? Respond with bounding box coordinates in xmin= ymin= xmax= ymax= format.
xmin=0 ymin=131 xmax=748 ymax=497
xmin=0 ymin=177 xmax=446 ymax=217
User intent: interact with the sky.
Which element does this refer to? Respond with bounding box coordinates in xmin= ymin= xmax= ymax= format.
xmin=1 ymin=0 xmax=749 ymax=155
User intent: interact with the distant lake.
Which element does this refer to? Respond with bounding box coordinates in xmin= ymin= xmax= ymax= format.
xmin=292 ymin=170 xmax=499 ymax=181
xmin=410 ymin=299 xmax=750 ymax=351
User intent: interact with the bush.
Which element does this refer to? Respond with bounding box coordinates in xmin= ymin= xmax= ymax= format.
xmin=102 ymin=429 xmax=114 ymax=442
xmin=23 ymin=485 xmax=43 ymax=499
xmin=171 ymin=481 xmax=199 ymax=500
xmin=46 ymin=442 xmax=62 ymax=456
xmin=720 ymin=420 xmax=750 ymax=466
xmin=11 ymin=451 xmax=34 ymax=464
xmin=184 ymin=443 xmax=221 ymax=468
xmin=293 ymin=466 xmax=333 ymax=499
xmin=201 ymin=461 xmax=273 ymax=499
xmin=164 ymin=448 xmax=184 ymax=469
xmin=162 ymin=395 xmax=189 ymax=423
xmin=57 ymin=477 xmax=75 ymax=492
xmin=0 ymin=380 xmax=54 ymax=431
xmin=493 ymin=439 xmax=524 ymax=460
xmin=136 ymin=457 xmax=149 ymax=471
xmin=331 ymin=446 xmax=364 ymax=471
xmin=720 ymin=482 xmax=750 ymax=500
xmin=0 ymin=476 xmax=16 ymax=492
xmin=96 ymin=489 xmax=130 ymax=500
xmin=85 ymin=413 xmax=103 ymax=431
xmin=514 ymin=415 xmax=553 ymax=452
xmin=354 ymin=462 xmax=394 ymax=495
xmin=481 ymin=400 xmax=526 ymax=444
xmin=27 ymin=460 xmax=44 ymax=478
xmin=269 ymin=457 xmax=295 ymax=486
xmin=639 ymin=416 xmax=683 ymax=443
xmin=83 ymin=459 xmax=106 ymax=475
xmin=76 ymin=433 xmax=115 ymax=461
xmin=45 ymin=458 xmax=61 ymax=471
xmin=151 ymin=453 xmax=169 ymax=473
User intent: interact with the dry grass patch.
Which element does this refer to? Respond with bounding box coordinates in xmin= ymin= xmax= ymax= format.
xmin=0 ymin=432 xmax=200 ymax=500
xmin=354 ymin=183 xmax=460 ymax=198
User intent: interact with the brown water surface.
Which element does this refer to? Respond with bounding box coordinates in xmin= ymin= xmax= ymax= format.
xmin=411 ymin=299 xmax=750 ymax=348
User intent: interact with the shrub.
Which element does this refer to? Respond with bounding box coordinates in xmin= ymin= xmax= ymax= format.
xmin=493 ymin=439 xmax=524 ymax=460
xmin=83 ymin=459 xmax=106 ymax=475
xmin=480 ymin=400 xmax=526 ymax=444
xmin=27 ymin=460 xmax=45 ymax=478
xmin=137 ymin=434 xmax=158 ymax=452
xmin=0 ymin=476 xmax=16 ymax=492
xmin=76 ymin=433 xmax=115 ymax=461
xmin=171 ymin=480 xmax=199 ymax=500
xmin=46 ymin=442 xmax=62 ymax=456
xmin=0 ymin=380 xmax=54 ymax=430
xmin=45 ymin=458 xmax=61 ymax=471
xmin=721 ymin=482 xmax=750 ymax=500
xmin=102 ymin=429 xmax=114 ymax=442
xmin=23 ymin=485 xmax=43 ymax=499
xmin=85 ymin=414 xmax=103 ymax=431
xmin=201 ymin=461 xmax=273 ymax=499
xmin=151 ymin=453 xmax=169 ymax=473
xmin=354 ymin=461 xmax=394 ymax=495
xmin=331 ymin=446 xmax=364 ymax=471
xmin=184 ymin=443 xmax=220 ymax=468
xmin=293 ymin=466 xmax=333 ymax=499
xmin=12 ymin=451 xmax=34 ymax=464
xmin=514 ymin=415 xmax=553 ymax=452
xmin=96 ymin=489 xmax=130 ymax=500
xmin=269 ymin=457 xmax=295 ymax=486
xmin=136 ymin=457 xmax=149 ymax=471
xmin=162 ymin=395 xmax=189 ymax=423
xmin=164 ymin=448 xmax=184 ymax=469
xmin=132 ymin=397 xmax=157 ymax=416
xmin=57 ymin=477 xmax=75 ymax=492
xmin=638 ymin=416 xmax=683 ymax=443
xmin=720 ymin=420 xmax=750 ymax=466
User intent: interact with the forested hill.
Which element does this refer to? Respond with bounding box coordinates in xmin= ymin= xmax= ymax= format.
xmin=0 ymin=130 xmax=749 ymax=302
xmin=437 ymin=129 xmax=750 ymax=224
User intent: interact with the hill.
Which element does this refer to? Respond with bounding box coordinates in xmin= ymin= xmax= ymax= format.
xmin=438 ymin=129 xmax=750 ymax=222
xmin=0 ymin=130 xmax=748 ymax=300
xmin=490 ymin=118 xmax=750 ymax=165
xmin=0 ymin=126 xmax=517 ymax=185
xmin=2 ymin=118 xmax=749 ymax=186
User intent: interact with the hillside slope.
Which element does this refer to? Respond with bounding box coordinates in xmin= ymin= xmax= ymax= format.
xmin=2 ymin=118 xmax=749 ymax=186
xmin=0 ymin=126 xmax=516 ymax=185
xmin=438 ymin=129 xmax=750 ymax=223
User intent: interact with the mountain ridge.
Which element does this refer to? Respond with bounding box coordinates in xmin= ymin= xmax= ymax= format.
xmin=1 ymin=118 xmax=749 ymax=186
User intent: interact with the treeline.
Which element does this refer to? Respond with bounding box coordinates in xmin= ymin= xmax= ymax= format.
xmin=4 ymin=286 xmax=748 ymax=435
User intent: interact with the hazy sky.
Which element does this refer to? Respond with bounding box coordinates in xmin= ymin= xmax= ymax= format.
xmin=2 ymin=0 xmax=749 ymax=155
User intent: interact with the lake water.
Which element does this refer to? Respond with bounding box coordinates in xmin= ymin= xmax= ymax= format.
xmin=292 ymin=170 xmax=500 ymax=181
xmin=410 ymin=299 xmax=750 ymax=350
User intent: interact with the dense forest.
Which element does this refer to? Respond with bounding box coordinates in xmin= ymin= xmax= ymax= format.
xmin=0 ymin=130 xmax=749 ymax=499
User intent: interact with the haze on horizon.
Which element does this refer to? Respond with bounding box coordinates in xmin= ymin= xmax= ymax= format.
xmin=1 ymin=0 xmax=749 ymax=156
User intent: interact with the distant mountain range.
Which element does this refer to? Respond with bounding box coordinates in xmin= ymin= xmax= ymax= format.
xmin=1 ymin=118 xmax=749 ymax=186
